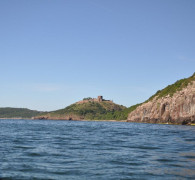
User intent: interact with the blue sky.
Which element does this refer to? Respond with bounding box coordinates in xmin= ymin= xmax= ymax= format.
xmin=0 ymin=0 xmax=195 ymax=111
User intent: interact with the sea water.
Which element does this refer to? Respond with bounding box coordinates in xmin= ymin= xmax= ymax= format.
xmin=0 ymin=119 xmax=195 ymax=179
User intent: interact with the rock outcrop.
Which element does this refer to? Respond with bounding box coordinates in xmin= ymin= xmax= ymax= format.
xmin=128 ymin=75 xmax=195 ymax=125
xmin=34 ymin=114 xmax=83 ymax=121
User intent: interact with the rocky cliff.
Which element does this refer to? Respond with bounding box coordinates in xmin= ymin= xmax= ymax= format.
xmin=128 ymin=73 xmax=195 ymax=125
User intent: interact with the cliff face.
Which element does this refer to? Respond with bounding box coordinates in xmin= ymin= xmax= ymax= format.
xmin=128 ymin=77 xmax=195 ymax=125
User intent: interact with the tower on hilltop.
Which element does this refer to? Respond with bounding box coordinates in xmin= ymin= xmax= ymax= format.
xmin=97 ymin=96 xmax=103 ymax=102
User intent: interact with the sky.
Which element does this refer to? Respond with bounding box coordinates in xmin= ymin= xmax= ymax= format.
xmin=0 ymin=0 xmax=195 ymax=111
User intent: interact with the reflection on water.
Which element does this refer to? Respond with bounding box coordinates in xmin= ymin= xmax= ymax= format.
xmin=180 ymin=152 xmax=195 ymax=162
xmin=0 ymin=119 xmax=195 ymax=179
xmin=165 ymin=168 xmax=195 ymax=177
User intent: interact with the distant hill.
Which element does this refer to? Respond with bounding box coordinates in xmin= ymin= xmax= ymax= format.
xmin=128 ymin=73 xmax=195 ymax=125
xmin=0 ymin=108 xmax=42 ymax=119
xmin=35 ymin=97 xmax=127 ymax=120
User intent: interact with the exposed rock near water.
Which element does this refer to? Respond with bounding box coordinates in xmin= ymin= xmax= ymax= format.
xmin=34 ymin=114 xmax=83 ymax=121
xmin=128 ymin=74 xmax=195 ymax=125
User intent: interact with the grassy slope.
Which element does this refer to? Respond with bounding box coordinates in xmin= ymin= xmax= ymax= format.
xmin=113 ymin=103 xmax=142 ymax=120
xmin=146 ymin=72 xmax=195 ymax=102
xmin=42 ymin=101 xmax=142 ymax=120
xmin=0 ymin=108 xmax=42 ymax=118
xmin=43 ymin=101 xmax=128 ymax=120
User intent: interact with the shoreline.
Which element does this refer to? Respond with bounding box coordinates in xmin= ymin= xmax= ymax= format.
xmin=0 ymin=118 xmax=33 ymax=120
xmin=0 ymin=118 xmax=127 ymax=122
xmin=0 ymin=118 xmax=195 ymax=125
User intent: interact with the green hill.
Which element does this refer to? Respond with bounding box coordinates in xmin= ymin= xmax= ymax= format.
xmin=36 ymin=100 xmax=128 ymax=120
xmin=0 ymin=108 xmax=42 ymax=118
xmin=113 ymin=103 xmax=142 ymax=120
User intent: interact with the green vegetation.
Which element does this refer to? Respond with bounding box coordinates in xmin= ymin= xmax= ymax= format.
xmin=47 ymin=101 xmax=127 ymax=120
xmin=83 ymin=97 xmax=93 ymax=100
xmin=146 ymin=72 xmax=195 ymax=102
xmin=40 ymin=101 xmax=142 ymax=120
xmin=97 ymin=103 xmax=141 ymax=120
xmin=0 ymin=108 xmax=42 ymax=118
xmin=112 ymin=103 xmax=142 ymax=120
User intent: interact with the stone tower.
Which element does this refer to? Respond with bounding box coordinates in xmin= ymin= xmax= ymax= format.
xmin=97 ymin=96 xmax=103 ymax=102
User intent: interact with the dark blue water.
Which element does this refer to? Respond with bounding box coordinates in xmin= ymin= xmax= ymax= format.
xmin=0 ymin=119 xmax=195 ymax=180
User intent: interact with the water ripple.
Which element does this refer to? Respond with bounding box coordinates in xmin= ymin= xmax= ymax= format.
xmin=0 ymin=119 xmax=195 ymax=179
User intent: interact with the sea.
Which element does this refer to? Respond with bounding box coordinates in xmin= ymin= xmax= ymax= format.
xmin=0 ymin=119 xmax=195 ymax=180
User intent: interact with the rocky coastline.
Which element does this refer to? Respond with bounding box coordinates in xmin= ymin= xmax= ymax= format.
xmin=127 ymin=82 xmax=195 ymax=125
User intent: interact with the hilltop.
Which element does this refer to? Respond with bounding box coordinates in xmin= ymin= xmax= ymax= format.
xmin=0 ymin=108 xmax=42 ymax=119
xmin=128 ymin=73 xmax=195 ymax=125
xmin=35 ymin=96 xmax=127 ymax=120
